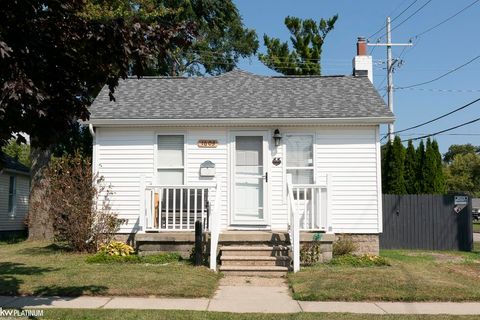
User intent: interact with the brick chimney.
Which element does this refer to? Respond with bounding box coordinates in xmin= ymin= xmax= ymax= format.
xmin=352 ymin=37 xmax=373 ymax=83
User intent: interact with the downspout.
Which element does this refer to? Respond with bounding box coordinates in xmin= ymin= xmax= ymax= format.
xmin=88 ymin=123 xmax=95 ymax=137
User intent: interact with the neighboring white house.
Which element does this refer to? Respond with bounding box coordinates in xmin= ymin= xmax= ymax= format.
xmin=0 ymin=152 xmax=30 ymax=234
xmin=88 ymin=38 xmax=394 ymax=271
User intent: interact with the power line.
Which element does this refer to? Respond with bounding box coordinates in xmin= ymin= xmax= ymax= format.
xmin=381 ymin=132 xmax=480 ymax=137
xmin=414 ymin=0 xmax=480 ymax=38
xmin=377 ymin=0 xmax=434 ymax=39
xmin=367 ymin=0 xmax=420 ymax=40
xmin=380 ymin=97 xmax=480 ymax=140
xmin=401 ymin=116 xmax=480 ymax=142
xmin=396 ymin=53 xmax=480 ymax=89
xmin=396 ymin=87 xmax=480 ymax=93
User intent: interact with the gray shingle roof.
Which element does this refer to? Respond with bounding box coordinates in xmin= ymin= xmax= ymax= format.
xmin=0 ymin=151 xmax=30 ymax=174
xmin=89 ymin=69 xmax=393 ymax=121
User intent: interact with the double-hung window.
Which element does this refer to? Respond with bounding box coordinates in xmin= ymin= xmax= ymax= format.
xmin=285 ymin=134 xmax=314 ymax=184
xmin=157 ymin=135 xmax=185 ymax=185
xmin=8 ymin=175 xmax=16 ymax=216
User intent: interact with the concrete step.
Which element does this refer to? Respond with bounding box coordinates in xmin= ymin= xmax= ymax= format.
xmin=221 ymin=255 xmax=291 ymax=267
xmin=220 ymin=245 xmax=290 ymax=257
xmin=219 ymin=265 xmax=289 ymax=277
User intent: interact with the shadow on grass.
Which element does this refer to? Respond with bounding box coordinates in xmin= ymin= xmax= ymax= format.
xmin=0 ymin=262 xmax=58 ymax=295
xmin=16 ymin=242 xmax=74 ymax=256
xmin=33 ymin=285 xmax=108 ymax=297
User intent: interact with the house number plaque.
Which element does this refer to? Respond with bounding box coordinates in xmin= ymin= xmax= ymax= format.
xmin=198 ymin=139 xmax=218 ymax=148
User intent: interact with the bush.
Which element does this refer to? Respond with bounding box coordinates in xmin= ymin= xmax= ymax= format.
xmin=300 ymin=242 xmax=322 ymax=266
xmin=333 ymin=237 xmax=357 ymax=256
xmin=38 ymin=153 xmax=122 ymax=252
xmin=99 ymin=241 xmax=134 ymax=256
xmin=329 ymin=254 xmax=390 ymax=267
xmin=86 ymin=252 xmax=182 ymax=264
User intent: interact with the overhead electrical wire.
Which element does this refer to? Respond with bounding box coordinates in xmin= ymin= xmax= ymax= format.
xmin=401 ymin=116 xmax=480 ymax=142
xmin=380 ymin=97 xmax=480 ymax=140
xmin=396 ymin=54 xmax=480 ymax=89
xmin=367 ymin=0 xmax=420 ymax=40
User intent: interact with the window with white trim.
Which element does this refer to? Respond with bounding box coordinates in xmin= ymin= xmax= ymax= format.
xmin=285 ymin=134 xmax=314 ymax=184
xmin=157 ymin=135 xmax=184 ymax=185
xmin=8 ymin=175 xmax=16 ymax=216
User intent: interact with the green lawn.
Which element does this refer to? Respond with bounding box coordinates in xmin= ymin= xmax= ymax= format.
xmin=289 ymin=247 xmax=480 ymax=302
xmin=0 ymin=240 xmax=220 ymax=297
xmin=473 ymin=222 xmax=480 ymax=233
xmin=38 ymin=310 xmax=480 ymax=320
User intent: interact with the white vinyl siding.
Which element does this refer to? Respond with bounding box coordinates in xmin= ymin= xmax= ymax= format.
xmin=94 ymin=125 xmax=381 ymax=234
xmin=0 ymin=173 xmax=29 ymax=231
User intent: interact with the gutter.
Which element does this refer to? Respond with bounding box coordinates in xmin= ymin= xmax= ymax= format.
xmin=85 ymin=116 xmax=395 ymax=127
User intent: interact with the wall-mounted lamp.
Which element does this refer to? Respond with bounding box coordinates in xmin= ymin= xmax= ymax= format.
xmin=273 ymin=129 xmax=282 ymax=147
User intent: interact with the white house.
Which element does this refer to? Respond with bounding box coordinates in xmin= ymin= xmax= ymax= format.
xmin=88 ymin=38 xmax=394 ymax=273
xmin=0 ymin=152 xmax=30 ymax=237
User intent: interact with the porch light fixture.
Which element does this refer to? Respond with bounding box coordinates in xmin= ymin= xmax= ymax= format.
xmin=273 ymin=129 xmax=282 ymax=147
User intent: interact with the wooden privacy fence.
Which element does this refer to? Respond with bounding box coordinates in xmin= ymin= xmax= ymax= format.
xmin=380 ymin=194 xmax=473 ymax=251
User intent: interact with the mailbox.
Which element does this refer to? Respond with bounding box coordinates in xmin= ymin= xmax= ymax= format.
xmin=200 ymin=160 xmax=216 ymax=177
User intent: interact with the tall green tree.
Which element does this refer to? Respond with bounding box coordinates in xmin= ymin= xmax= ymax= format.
xmin=1 ymin=0 xmax=194 ymax=240
xmin=423 ymin=138 xmax=437 ymax=193
xmin=1 ymin=139 xmax=31 ymax=167
xmin=444 ymin=153 xmax=480 ymax=196
xmin=443 ymin=143 xmax=480 ymax=163
xmin=383 ymin=136 xmax=406 ymax=194
xmin=116 ymin=0 xmax=258 ymax=76
xmin=403 ymin=140 xmax=417 ymax=194
xmin=259 ymin=15 xmax=338 ymax=75
xmin=416 ymin=140 xmax=427 ymax=193
xmin=431 ymin=140 xmax=445 ymax=193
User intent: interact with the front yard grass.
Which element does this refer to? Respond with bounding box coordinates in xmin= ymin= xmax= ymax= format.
xmin=289 ymin=246 xmax=480 ymax=301
xmin=473 ymin=222 xmax=480 ymax=233
xmin=42 ymin=309 xmax=480 ymax=320
xmin=0 ymin=240 xmax=220 ymax=297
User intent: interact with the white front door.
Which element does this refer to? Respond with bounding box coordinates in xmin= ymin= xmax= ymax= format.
xmin=231 ymin=132 xmax=269 ymax=225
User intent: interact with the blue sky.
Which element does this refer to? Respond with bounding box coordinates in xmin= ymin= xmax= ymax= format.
xmin=233 ymin=0 xmax=480 ymax=153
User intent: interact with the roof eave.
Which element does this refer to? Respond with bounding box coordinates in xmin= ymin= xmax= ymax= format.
xmin=86 ymin=117 xmax=395 ymax=127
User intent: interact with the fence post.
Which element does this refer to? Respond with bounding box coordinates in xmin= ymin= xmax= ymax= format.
xmin=195 ymin=220 xmax=203 ymax=266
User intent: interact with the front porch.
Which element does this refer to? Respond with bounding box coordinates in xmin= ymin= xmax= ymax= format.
xmin=135 ymin=231 xmax=335 ymax=276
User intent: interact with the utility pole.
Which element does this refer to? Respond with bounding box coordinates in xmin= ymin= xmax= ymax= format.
xmin=368 ymin=17 xmax=412 ymax=143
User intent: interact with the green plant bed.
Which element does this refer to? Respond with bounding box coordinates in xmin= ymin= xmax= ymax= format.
xmin=85 ymin=252 xmax=182 ymax=264
xmin=329 ymin=254 xmax=390 ymax=267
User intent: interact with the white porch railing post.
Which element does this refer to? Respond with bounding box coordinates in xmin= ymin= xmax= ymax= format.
xmin=326 ymin=174 xmax=333 ymax=234
xmin=139 ymin=175 xmax=146 ymax=233
xmin=287 ymin=174 xmax=300 ymax=272
xmin=209 ymin=182 xmax=221 ymax=271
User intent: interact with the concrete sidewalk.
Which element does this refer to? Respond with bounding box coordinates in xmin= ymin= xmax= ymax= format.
xmin=1 ymin=277 xmax=480 ymax=315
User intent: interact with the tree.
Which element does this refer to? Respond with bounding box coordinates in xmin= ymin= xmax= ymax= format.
xmin=1 ymin=138 xmax=30 ymax=167
xmin=416 ymin=140 xmax=426 ymax=193
xmin=443 ymin=144 xmax=480 ymax=164
xmin=86 ymin=0 xmax=259 ymax=77
xmin=431 ymin=140 xmax=445 ymax=193
xmin=423 ymin=138 xmax=437 ymax=193
xmin=403 ymin=140 xmax=417 ymax=194
xmin=1 ymin=0 xmax=194 ymax=240
xmin=259 ymin=15 xmax=338 ymax=75
xmin=383 ymin=136 xmax=406 ymax=194
xmin=444 ymin=153 xmax=480 ymax=196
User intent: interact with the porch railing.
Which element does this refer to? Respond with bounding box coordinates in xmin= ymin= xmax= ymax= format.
xmin=143 ymin=185 xmax=215 ymax=231
xmin=209 ymin=182 xmax=221 ymax=271
xmin=287 ymin=174 xmax=332 ymax=272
